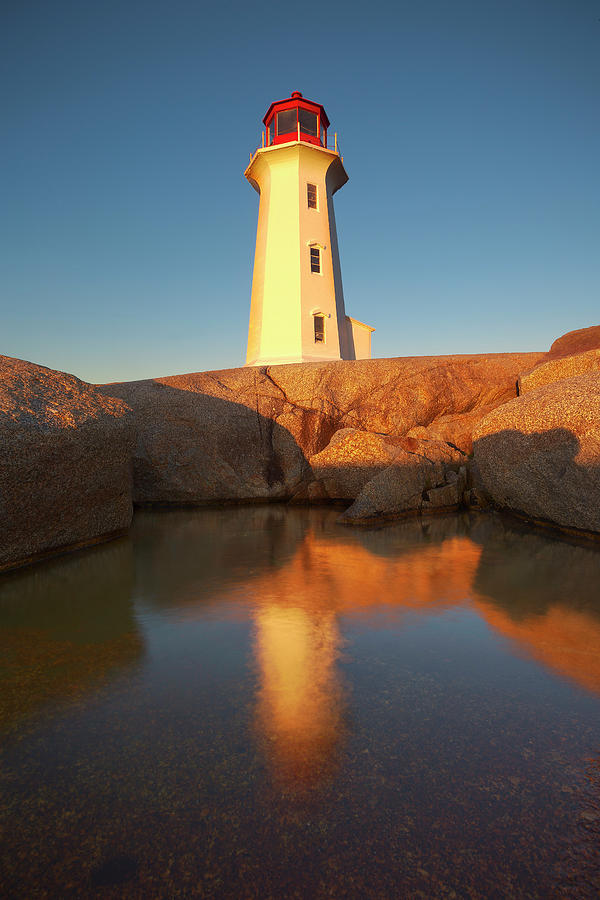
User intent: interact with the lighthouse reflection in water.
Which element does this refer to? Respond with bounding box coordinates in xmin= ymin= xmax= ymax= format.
xmin=254 ymin=603 xmax=343 ymax=785
xmin=248 ymin=522 xmax=484 ymax=787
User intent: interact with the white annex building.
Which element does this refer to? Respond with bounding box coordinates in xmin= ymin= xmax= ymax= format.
xmin=245 ymin=91 xmax=374 ymax=367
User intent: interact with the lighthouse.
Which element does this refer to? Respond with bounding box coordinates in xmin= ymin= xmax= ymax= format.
xmin=244 ymin=91 xmax=374 ymax=367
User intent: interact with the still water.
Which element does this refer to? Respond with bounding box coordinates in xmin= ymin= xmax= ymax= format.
xmin=1 ymin=507 xmax=600 ymax=898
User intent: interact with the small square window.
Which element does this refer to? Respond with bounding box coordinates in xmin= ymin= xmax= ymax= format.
xmin=310 ymin=247 xmax=321 ymax=273
xmin=314 ymin=315 xmax=325 ymax=342
xmin=307 ymin=183 xmax=317 ymax=209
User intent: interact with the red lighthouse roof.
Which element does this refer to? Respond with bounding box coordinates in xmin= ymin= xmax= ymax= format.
xmin=262 ymin=91 xmax=330 ymax=148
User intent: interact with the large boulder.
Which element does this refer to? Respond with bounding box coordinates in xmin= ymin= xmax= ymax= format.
xmin=516 ymin=325 xmax=600 ymax=397
xmin=100 ymin=352 xmax=541 ymax=504
xmin=304 ymin=430 xmax=409 ymax=501
xmin=546 ymin=325 xmax=600 ymax=361
xmin=339 ymin=448 xmax=468 ymax=524
xmin=473 ymin=372 xmax=600 ymax=534
xmin=518 ymin=349 xmax=600 ymax=394
xmin=338 ymin=452 xmax=440 ymax=523
xmin=96 ymin=374 xmax=309 ymax=503
xmin=301 ymin=429 xmax=465 ymax=502
xmin=0 ymin=357 xmax=134 ymax=571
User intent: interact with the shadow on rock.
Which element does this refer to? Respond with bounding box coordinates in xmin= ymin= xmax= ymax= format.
xmin=474 ymin=426 xmax=600 ymax=534
xmin=100 ymin=380 xmax=314 ymax=503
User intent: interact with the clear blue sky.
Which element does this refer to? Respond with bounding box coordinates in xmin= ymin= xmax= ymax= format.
xmin=2 ymin=0 xmax=599 ymax=384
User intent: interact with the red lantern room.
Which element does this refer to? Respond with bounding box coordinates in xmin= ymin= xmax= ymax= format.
xmin=263 ymin=91 xmax=329 ymax=148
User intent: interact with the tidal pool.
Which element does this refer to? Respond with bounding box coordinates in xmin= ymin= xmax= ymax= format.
xmin=1 ymin=507 xmax=600 ymax=898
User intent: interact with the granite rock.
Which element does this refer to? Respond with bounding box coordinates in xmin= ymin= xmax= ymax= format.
xmin=303 ymin=430 xmax=465 ymax=501
xmin=100 ymin=352 xmax=540 ymax=504
xmin=97 ymin=373 xmax=308 ymax=502
xmin=518 ymin=350 xmax=600 ymax=394
xmin=406 ymin=404 xmax=498 ymax=455
xmin=338 ymin=443 xmax=467 ymax=524
xmin=546 ymin=325 xmax=600 ymax=361
xmin=305 ymin=430 xmax=401 ymax=500
xmin=258 ymin=352 xmax=542 ymax=438
xmin=423 ymin=466 xmax=468 ymax=511
xmin=5 ymin=337 xmax=596 ymax=571
xmin=473 ymin=372 xmax=600 ymax=533
xmin=0 ymin=356 xmax=133 ymax=571
xmin=339 ymin=450 xmax=445 ymax=523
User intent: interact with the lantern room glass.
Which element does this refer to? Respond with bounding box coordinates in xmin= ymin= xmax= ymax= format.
xmin=271 ymin=106 xmax=322 ymax=144
xmin=277 ymin=109 xmax=297 ymax=135
xmin=298 ymin=108 xmax=318 ymax=137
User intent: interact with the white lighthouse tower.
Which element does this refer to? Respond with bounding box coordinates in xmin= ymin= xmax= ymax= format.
xmin=245 ymin=91 xmax=374 ymax=367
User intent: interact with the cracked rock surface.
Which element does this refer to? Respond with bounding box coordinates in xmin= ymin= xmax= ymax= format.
xmin=99 ymin=352 xmax=541 ymax=506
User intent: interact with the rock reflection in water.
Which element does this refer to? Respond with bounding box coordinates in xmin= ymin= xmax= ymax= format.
xmin=0 ymin=537 xmax=141 ymax=734
xmin=472 ymin=519 xmax=600 ymax=694
xmin=130 ymin=505 xmax=311 ymax=611
xmin=247 ymin=512 xmax=600 ymax=786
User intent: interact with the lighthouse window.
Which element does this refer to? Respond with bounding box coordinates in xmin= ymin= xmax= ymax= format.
xmin=314 ymin=315 xmax=325 ymax=343
xmin=277 ymin=108 xmax=297 ymax=135
xmin=299 ymin=108 xmax=318 ymax=137
xmin=310 ymin=247 xmax=321 ymax=273
xmin=307 ymin=183 xmax=317 ymax=209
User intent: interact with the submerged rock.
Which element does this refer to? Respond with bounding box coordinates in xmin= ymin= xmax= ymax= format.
xmin=0 ymin=356 xmax=133 ymax=571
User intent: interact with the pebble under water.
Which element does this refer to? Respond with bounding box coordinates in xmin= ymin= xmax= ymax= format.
xmin=1 ymin=506 xmax=600 ymax=898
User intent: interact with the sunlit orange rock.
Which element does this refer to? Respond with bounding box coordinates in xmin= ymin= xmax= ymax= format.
xmin=546 ymin=325 xmax=600 ymax=361
xmin=518 ymin=349 xmax=600 ymax=394
xmin=100 ymin=352 xmax=541 ymax=505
